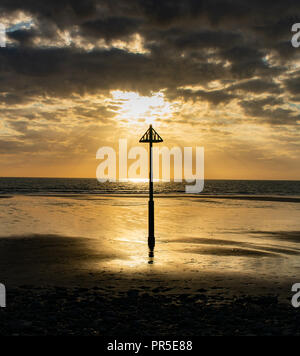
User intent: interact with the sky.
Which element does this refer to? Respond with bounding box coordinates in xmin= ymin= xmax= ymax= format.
xmin=0 ymin=0 xmax=300 ymax=180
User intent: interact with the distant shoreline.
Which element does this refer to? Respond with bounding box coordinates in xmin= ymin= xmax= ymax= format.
xmin=1 ymin=177 xmax=300 ymax=182
xmin=1 ymin=193 xmax=300 ymax=203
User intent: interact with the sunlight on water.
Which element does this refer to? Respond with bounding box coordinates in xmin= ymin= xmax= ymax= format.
xmin=1 ymin=194 xmax=300 ymax=283
xmin=124 ymin=178 xmax=149 ymax=183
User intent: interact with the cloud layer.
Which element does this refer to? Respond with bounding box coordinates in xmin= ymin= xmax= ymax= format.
xmin=0 ymin=0 xmax=300 ymax=178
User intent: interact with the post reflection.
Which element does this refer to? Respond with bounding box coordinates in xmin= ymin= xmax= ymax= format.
xmin=148 ymin=236 xmax=155 ymax=264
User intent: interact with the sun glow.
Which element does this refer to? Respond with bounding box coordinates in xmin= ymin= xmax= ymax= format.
xmin=111 ymin=91 xmax=174 ymax=125
xmin=127 ymin=178 xmax=149 ymax=183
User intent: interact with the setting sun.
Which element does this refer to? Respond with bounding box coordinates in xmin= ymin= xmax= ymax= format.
xmin=111 ymin=90 xmax=174 ymax=126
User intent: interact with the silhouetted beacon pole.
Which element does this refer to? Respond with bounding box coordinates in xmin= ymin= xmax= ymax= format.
xmin=139 ymin=125 xmax=163 ymax=245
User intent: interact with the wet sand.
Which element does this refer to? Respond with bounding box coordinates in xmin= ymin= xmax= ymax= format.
xmin=0 ymin=233 xmax=299 ymax=336
xmin=1 ymin=195 xmax=300 ymax=335
xmin=0 ymin=232 xmax=296 ymax=290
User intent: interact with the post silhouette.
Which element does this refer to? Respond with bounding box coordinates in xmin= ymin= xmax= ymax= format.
xmin=139 ymin=125 xmax=163 ymax=255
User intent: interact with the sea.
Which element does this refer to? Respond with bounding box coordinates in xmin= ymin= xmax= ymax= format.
xmin=1 ymin=178 xmax=300 ymax=196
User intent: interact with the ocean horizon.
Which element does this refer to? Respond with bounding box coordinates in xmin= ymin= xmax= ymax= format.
xmin=1 ymin=177 xmax=300 ymax=197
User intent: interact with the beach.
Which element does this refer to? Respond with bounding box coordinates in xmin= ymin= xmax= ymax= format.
xmin=2 ymin=0 xmax=300 ymax=339
xmin=1 ymin=193 xmax=300 ymax=335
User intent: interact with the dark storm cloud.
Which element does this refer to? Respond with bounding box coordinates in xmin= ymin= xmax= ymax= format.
xmin=168 ymin=88 xmax=236 ymax=105
xmin=7 ymin=28 xmax=38 ymax=46
xmin=140 ymin=27 xmax=244 ymax=57
xmin=285 ymin=74 xmax=300 ymax=95
xmin=0 ymin=46 xmax=228 ymax=98
xmin=7 ymin=20 xmax=59 ymax=47
xmin=1 ymin=0 xmax=299 ymax=38
xmin=0 ymin=0 xmax=300 ymax=126
xmin=253 ymin=16 xmax=300 ymax=42
xmin=168 ymin=78 xmax=284 ymax=106
xmin=240 ymin=98 xmax=299 ymax=125
xmin=0 ymin=0 xmax=98 ymax=25
xmin=0 ymin=0 xmax=298 ymax=29
xmin=81 ymin=17 xmax=142 ymax=42
xmin=228 ymin=79 xmax=283 ymax=95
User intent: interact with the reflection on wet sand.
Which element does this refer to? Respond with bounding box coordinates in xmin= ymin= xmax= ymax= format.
xmin=148 ymin=236 xmax=155 ymax=264
xmin=0 ymin=232 xmax=296 ymax=299
xmin=1 ymin=195 xmax=300 ymax=288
